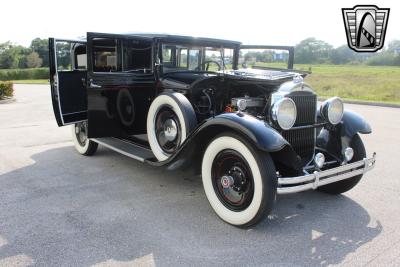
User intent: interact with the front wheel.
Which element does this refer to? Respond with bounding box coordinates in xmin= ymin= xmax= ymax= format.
xmin=71 ymin=121 xmax=98 ymax=156
xmin=201 ymin=133 xmax=277 ymax=227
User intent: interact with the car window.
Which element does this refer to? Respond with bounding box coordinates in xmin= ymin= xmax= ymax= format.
xmin=188 ymin=49 xmax=200 ymax=70
xmin=162 ymin=47 xmax=172 ymax=64
xmin=92 ymin=38 xmax=118 ymax=72
xmin=55 ymin=41 xmax=73 ymax=71
xmin=122 ymin=39 xmax=152 ymax=73
xmin=178 ymin=48 xmax=188 ymax=68
xmin=74 ymin=44 xmax=87 ymax=70
xmin=239 ymin=48 xmax=290 ymax=69
xmin=161 ymin=43 xmax=233 ymax=73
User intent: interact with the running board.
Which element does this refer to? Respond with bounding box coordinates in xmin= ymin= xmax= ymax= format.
xmin=92 ymin=137 xmax=155 ymax=162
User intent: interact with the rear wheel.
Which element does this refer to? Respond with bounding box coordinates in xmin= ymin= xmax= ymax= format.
xmin=201 ymin=133 xmax=277 ymax=227
xmin=71 ymin=121 xmax=98 ymax=156
xmin=319 ymin=134 xmax=366 ymax=194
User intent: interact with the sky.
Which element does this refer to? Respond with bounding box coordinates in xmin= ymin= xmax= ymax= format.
xmin=1 ymin=0 xmax=399 ymax=48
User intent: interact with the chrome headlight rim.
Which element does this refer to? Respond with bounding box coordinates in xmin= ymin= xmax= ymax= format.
xmin=271 ymin=97 xmax=297 ymax=130
xmin=320 ymin=97 xmax=344 ymax=125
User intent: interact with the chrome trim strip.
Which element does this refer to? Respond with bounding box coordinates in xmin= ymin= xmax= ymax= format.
xmin=277 ymin=153 xmax=376 ymax=194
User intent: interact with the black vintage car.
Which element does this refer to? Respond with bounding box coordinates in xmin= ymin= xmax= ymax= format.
xmin=49 ymin=33 xmax=376 ymax=227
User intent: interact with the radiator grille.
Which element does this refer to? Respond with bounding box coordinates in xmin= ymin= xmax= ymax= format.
xmin=282 ymin=92 xmax=317 ymax=162
xmin=289 ymin=93 xmax=317 ymax=126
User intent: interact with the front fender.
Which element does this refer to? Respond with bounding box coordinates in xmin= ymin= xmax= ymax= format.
xmin=146 ymin=112 xmax=288 ymax=171
xmin=342 ymin=110 xmax=372 ymax=138
xmin=197 ymin=112 xmax=288 ymax=152
xmin=316 ymin=109 xmax=371 ymax=160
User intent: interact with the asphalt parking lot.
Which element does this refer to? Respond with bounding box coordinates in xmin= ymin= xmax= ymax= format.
xmin=1 ymin=84 xmax=399 ymax=266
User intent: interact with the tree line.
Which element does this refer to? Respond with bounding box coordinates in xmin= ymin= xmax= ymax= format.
xmin=1 ymin=37 xmax=400 ymax=69
xmin=295 ymin=38 xmax=400 ymax=66
xmin=0 ymin=38 xmax=49 ymax=69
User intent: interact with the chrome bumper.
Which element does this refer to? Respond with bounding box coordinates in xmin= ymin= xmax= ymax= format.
xmin=277 ymin=153 xmax=376 ymax=194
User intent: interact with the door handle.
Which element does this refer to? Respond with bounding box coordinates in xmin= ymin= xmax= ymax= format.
xmin=89 ymin=81 xmax=102 ymax=89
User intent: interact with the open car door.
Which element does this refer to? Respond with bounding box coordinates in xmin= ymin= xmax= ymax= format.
xmin=49 ymin=38 xmax=88 ymax=126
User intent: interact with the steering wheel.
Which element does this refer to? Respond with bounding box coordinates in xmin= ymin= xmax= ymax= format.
xmin=202 ymin=60 xmax=221 ymax=71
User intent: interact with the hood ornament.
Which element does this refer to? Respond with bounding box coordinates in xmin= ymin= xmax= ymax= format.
xmin=293 ymin=75 xmax=304 ymax=84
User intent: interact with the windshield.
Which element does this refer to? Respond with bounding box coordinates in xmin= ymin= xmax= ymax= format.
xmin=161 ymin=43 xmax=234 ymax=73
xmin=239 ymin=48 xmax=290 ymax=69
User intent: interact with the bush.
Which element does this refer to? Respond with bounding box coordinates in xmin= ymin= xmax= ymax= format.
xmin=0 ymin=68 xmax=49 ymax=80
xmin=0 ymin=81 xmax=13 ymax=100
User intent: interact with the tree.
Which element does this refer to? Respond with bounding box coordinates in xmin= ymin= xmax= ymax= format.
xmin=26 ymin=52 xmax=43 ymax=68
xmin=0 ymin=43 xmax=25 ymax=69
xmin=294 ymin=38 xmax=333 ymax=64
xmin=387 ymin=40 xmax=400 ymax=53
xmin=30 ymin=38 xmax=49 ymax=67
xmin=330 ymin=45 xmax=357 ymax=64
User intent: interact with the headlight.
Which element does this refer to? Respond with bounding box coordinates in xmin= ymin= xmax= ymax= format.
xmin=320 ymin=97 xmax=344 ymax=125
xmin=271 ymin=97 xmax=297 ymax=130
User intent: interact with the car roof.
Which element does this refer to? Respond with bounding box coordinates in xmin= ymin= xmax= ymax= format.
xmin=88 ymin=32 xmax=241 ymax=47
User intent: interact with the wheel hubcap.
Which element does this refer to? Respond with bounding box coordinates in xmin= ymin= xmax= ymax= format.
xmin=75 ymin=122 xmax=87 ymax=147
xmin=154 ymin=106 xmax=182 ymax=154
xmin=221 ymin=175 xmax=234 ymax=189
xmin=163 ymin=118 xmax=178 ymax=142
xmin=212 ymin=150 xmax=254 ymax=211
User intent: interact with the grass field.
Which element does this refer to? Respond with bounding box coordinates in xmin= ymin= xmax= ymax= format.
xmin=298 ymin=64 xmax=400 ymax=104
xmin=248 ymin=63 xmax=400 ymax=104
xmin=12 ymin=79 xmax=49 ymax=84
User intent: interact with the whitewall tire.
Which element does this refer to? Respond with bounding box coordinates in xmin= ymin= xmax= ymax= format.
xmin=71 ymin=121 xmax=98 ymax=156
xmin=201 ymin=133 xmax=277 ymax=227
xmin=147 ymin=92 xmax=196 ymax=161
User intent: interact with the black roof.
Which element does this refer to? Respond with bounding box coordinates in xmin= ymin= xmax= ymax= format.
xmin=88 ymin=32 xmax=241 ymax=47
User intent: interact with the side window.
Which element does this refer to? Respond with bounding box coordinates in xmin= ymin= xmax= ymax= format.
xmin=122 ymin=39 xmax=152 ymax=72
xmin=188 ymin=49 xmax=200 ymax=70
xmin=162 ymin=47 xmax=172 ymax=64
xmin=55 ymin=41 xmax=87 ymax=71
xmin=178 ymin=48 xmax=188 ymax=68
xmin=92 ymin=38 xmax=118 ymax=72
xmin=55 ymin=41 xmax=73 ymax=71
xmin=74 ymin=44 xmax=87 ymax=70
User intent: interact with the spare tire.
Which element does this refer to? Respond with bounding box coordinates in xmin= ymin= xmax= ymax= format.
xmin=117 ymin=89 xmax=135 ymax=127
xmin=147 ymin=92 xmax=197 ymax=161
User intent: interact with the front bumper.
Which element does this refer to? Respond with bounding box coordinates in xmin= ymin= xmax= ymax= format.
xmin=277 ymin=153 xmax=376 ymax=194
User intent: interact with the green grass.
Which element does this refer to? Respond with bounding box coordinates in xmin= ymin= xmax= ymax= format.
xmin=11 ymin=79 xmax=49 ymax=84
xmin=300 ymin=64 xmax=400 ymax=104
xmin=246 ymin=62 xmax=400 ymax=104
